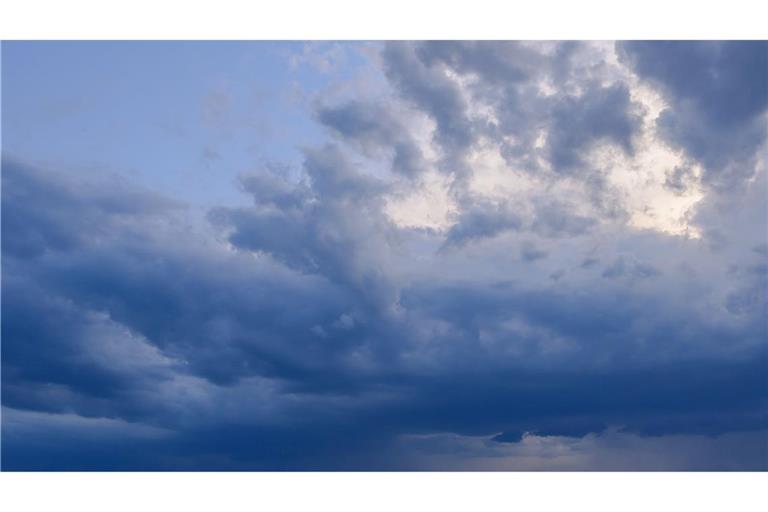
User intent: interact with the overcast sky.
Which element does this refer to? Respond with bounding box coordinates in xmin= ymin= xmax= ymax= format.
xmin=2 ymin=41 xmax=767 ymax=470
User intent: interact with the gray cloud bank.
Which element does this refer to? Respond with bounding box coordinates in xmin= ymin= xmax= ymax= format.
xmin=2 ymin=41 xmax=767 ymax=470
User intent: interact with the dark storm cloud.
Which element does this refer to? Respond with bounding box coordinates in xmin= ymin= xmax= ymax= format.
xmin=1 ymin=158 xmax=367 ymax=398
xmin=1 ymin=160 xmax=178 ymax=258
xmin=3 ymin=40 xmax=768 ymax=470
xmin=382 ymin=42 xmax=644 ymax=176
xmin=317 ymin=100 xmax=427 ymax=178
xmin=618 ymin=41 xmax=768 ymax=188
xmin=210 ymin=144 xmax=399 ymax=310
xmin=600 ymin=256 xmax=661 ymax=280
xmin=361 ymin=41 xmax=646 ymax=247
xmin=239 ymin=169 xmax=311 ymax=211
xmin=443 ymin=195 xmax=597 ymax=248
xmin=382 ymin=42 xmax=475 ymax=164
xmin=443 ymin=201 xmax=523 ymax=248
xmin=414 ymin=40 xmax=538 ymax=85
xmin=6 ymin=155 xmax=765 ymax=470
xmin=530 ymin=198 xmax=597 ymax=237
xmin=546 ymin=82 xmax=642 ymax=172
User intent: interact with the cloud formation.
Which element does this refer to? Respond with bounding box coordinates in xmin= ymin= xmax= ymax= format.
xmin=2 ymin=41 xmax=767 ymax=470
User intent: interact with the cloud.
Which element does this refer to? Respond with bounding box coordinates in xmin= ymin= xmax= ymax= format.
xmin=2 ymin=41 xmax=767 ymax=470
xmin=210 ymin=144 xmax=399 ymax=311
xmin=546 ymin=82 xmax=642 ymax=172
xmin=396 ymin=428 xmax=768 ymax=471
xmin=1 ymin=160 xmax=178 ymax=258
xmin=618 ymin=41 xmax=768 ymax=189
xmin=317 ymin=100 xmax=428 ymax=178
xmin=382 ymin=42 xmax=475 ymax=167
xmin=443 ymin=201 xmax=523 ymax=248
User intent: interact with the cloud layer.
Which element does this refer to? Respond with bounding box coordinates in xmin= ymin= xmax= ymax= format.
xmin=2 ymin=41 xmax=767 ymax=470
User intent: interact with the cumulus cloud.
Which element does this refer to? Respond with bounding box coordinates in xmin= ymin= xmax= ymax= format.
xmin=2 ymin=41 xmax=767 ymax=470
xmin=317 ymin=100 xmax=428 ymax=178
xmin=618 ymin=41 xmax=768 ymax=189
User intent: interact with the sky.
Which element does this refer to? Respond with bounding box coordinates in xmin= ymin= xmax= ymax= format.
xmin=1 ymin=41 xmax=767 ymax=470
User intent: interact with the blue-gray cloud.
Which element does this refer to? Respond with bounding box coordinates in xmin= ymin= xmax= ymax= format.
xmin=2 ymin=40 xmax=767 ymax=470
xmin=618 ymin=41 xmax=768 ymax=189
